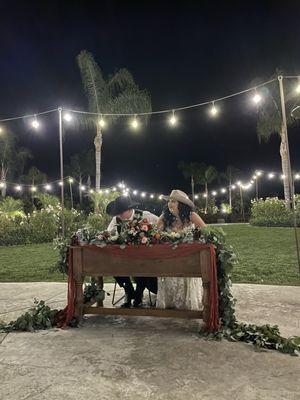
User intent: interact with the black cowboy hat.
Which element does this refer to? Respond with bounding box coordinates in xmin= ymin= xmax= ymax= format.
xmin=106 ymin=195 xmax=139 ymax=216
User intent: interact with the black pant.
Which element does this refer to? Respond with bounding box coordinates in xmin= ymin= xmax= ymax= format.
xmin=114 ymin=276 xmax=157 ymax=302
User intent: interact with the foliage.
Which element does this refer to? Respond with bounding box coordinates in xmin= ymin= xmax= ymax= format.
xmin=86 ymin=212 xmax=112 ymax=232
xmin=0 ymin=299 xmax=58 ymax=332
xmin=0 ymin=130 xmax=32 ymax=185
xmin=220 ymin=203 xmax=232 ymax=214
xmin=0 ymin=205 xmax=84 ymax=246
xmin=77 ymin=50 xmax=152 ymax=127
xmin=250 ymin=197 xmax=294 ymax=227
xmin=88 ymin=190 xmax=121 ymax=214
xmin=83 ymin=282 xmax=106 ymax=304
xmin=34 ymin=193 xmax=60 ymax=208
xmin=198 ymin=227 xmax=300 ymax=356
xmin=0 ymin=196 xmax=25 ymax=218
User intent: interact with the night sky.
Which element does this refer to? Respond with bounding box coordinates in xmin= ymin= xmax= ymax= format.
xmin=1 ymin=1 xmax=300 ymax=195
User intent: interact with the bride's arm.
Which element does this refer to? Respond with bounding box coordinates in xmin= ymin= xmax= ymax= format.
xmin=191 ymin=212 xmax=206 ymax=228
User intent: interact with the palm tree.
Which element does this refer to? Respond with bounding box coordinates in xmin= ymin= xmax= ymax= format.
xmin=77 ymin=50 xmax=152 ymax=190
xmin=0 ymin=130 xmax=32 ymax=197
xmin=178 ymin=161 xmax=205 ymax=201
xmin=197 ymin=165 xmax=218 ymax=214
xmin=219 ymin=165 xmax=241 ymax=209
xmin=255 ymin=74 xmax=299 ymax=209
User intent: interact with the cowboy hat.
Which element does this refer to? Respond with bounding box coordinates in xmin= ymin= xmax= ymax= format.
xmin=162 ymin=189 xmax=195 ymax=209
xmin=106 ymin=195 xmax=139 ymax=216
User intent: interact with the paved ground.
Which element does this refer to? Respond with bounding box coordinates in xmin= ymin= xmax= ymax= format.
xmin=0 ymin=282 xmax=300 ymax=400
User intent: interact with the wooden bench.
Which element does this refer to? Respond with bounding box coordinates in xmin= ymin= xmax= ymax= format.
xmin=70 ymin=243 xmax=218 ymax=330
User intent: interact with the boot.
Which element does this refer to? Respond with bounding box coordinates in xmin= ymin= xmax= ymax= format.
xmin=121 ymin=282 xmax=135 ymax=308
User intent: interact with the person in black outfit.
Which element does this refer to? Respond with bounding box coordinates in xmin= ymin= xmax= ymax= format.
xmin=106 ymin=196 xmax=158 ymax=308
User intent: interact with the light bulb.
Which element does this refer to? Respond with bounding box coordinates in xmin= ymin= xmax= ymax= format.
xmin=221 ymin=188 xmax=226 ymax=193
xmin=99 ymin=117 xmax=106 ymax=128
xmin=253 ymin=93 xmax=262 ymax=104
xmin=45 ymin=184 xmax=52 ymax=191
xmin=63 ymin=113 xmax=72 ymax=122
xmin=210 ymin=103 xmax=218 ymax=116
xmin=195 ymin=195 xmax=199 ymax=199
xmin=68 ymin=178 xmax=74 ymax=184
xmin=296 ymin=84 xmax=300 ymax=94
xmin=268 ymin=173 xmax=274 ymax=179
xmin=80 ymin=185 xmax=86 ymax=191
xmin=131 ymin=117 xmax=139 ymax=129
xmin=169 ymin=111 xmax=177 ymax=126
xmin=133 ymin=190 xmax=138 ymax=195
xmin=15 ymin=185 xmax=22 ymax=191
xmin=141 ymin=192 xmax=146 ymax=197
xmin=31 ymin=186 xmax=37 ymax=192
xmin=150 ymin=194 xmax=154 ymax=199
xmin=212 ymin=191 xmax=217 ymax=196
xmin=32 ymin=120 xmax=39 ymax=129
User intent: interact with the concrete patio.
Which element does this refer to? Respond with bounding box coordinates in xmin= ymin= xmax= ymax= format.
xmin=0 ymin=282 xmax=299 ymax=400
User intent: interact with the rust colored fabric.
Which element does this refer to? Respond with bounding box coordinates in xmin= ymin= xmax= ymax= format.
xmin=56 ymin=243 xmax=219 ymax=332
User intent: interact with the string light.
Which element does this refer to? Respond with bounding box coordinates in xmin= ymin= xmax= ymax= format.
xmin=150 ymin=194 xmax=154 ymax=199
xmin=252 ymin=92 xmax=262 ymax=104
xmin=63 ymin=113 xmax=72 ymax=122
xmin=209 ymin=102 xmax=219 ymax=117
xmin=105 ymin=189 xmax=110 ymax=194
xmin=256 ymin=171 xmax=262 ymax=176
xmin=169 ymin=110 xmax=177 ymax=126
xmin=80 ymin=185 xmax=86 ymax=191
xmin=195 ymin=195 xmax=199 ymax=199
xmin=231 ymin=185 xmax=236 ymax=189
xmin=131 ymin=115 xmax=139 ymax=130
xmin=212 ymin=191 xmax=217 ymax=196
xmin=99 ymin=116 xmax=106 ymax=128
xmin=31 ymin=186 xmax=37 ymax=192
xmin=58 ymin=181 xmax=63 ymax=186
xmin=68 ymin=177 xmax=74 ymax=184
xmin=31 ymin=116 xmax=39 ymax=129
xmin=296 ymin=83 xmax=300 ymax=94
xmin=45 ymin=184 xmax=52 ymax=191
xmin=268 ymin=173 xmax=274 ymax=179
xmin=221 ymin=188 xmax=226 ymax=193
xmin=133 ymin=190 xmax=138 ymax=195
xmin=98 ymin=190 xmax=103 ymax=194
xmin=0 ymin=182 xmax=5 ymax=188
xmin=15 ymin=185 xmax=22 ymax=191
xmin=295 ymin=174 xmax=300 ymax=180
xmin=141 ymin=192 xmax=146 ymax=197
xmin=89 ymin=189 xmax=94 ymax=194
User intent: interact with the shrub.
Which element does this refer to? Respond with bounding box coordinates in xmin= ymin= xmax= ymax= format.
xmin=250 ymin=198 xmax=294 ymax=227
xmin=0 ymin=197 xmax=25 ymax=218
xmin=0 ymin=214 xmax=30 ymax=245
xmin=86 ymin=212 xmax=111 ymax=232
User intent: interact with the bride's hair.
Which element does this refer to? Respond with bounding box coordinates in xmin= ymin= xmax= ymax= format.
xmin=161 ymin=202 xmax=192 ymax=228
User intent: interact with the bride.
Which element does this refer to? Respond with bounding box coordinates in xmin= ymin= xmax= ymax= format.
xmin=156 ymin=189 xmax=206 ymax=310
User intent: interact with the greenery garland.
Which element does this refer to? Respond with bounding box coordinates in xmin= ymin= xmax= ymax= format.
xmin=0 ymin=299 xmax=58 ymax=332
xmin=2 ymin=222 xmax=300 ymax=356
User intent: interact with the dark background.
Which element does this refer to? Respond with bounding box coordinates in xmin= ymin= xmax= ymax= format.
xmin=1 ymin=0 xmax=300 ymax=195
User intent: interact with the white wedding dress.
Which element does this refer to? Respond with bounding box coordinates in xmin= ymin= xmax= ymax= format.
xmin=156 ymin=222 xmax=203 ymax=311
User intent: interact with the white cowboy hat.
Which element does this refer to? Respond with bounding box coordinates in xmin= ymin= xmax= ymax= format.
xmin=162 ymin=189 xmax=195 ymax=209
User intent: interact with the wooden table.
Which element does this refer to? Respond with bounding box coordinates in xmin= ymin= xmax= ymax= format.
xmin=70 ymin=243 xmax=218 ymax=330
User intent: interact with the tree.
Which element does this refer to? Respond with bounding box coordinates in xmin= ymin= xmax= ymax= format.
xmin=219 ymin=165 xmax=241 ymax=209
xmin=66 ymin=149 xmax=95 ymax=207
xmin=0 ymin=130 xmax=32 ymax=196
xmin=255 ymin=74 xmax=299 ymax=209
xmin=178 ymin=161 xmax=205 ymax=201
xmin=197 ymin=164 xmax=218 ymax=214
xmin=77 ymin=50 xmax=152 ymax=190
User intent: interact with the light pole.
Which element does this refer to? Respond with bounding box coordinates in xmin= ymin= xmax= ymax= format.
xmin=58 ymin=107 xmax=65 ymax=236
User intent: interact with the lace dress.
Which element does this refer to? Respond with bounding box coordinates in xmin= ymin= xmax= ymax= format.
xmin=156 ymin=220 xmax=203 ymax=310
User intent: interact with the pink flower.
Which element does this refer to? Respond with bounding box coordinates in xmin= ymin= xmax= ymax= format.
xmin=141 ymin=236 xmax=148 ymax=244
xmin=141 ymin=224 xmax=149 ymax=232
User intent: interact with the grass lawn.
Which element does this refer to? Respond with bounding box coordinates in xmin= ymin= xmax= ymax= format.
xmin=221 ymin=224 xmax=300 ymax=286
xmin=0 ymin=224 xmax=300 ymax=285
